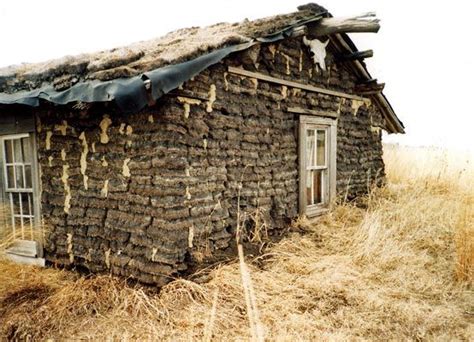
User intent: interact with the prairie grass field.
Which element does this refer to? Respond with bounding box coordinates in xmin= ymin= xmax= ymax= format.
xmin=0 ymin=144 xmax=472 ymax=341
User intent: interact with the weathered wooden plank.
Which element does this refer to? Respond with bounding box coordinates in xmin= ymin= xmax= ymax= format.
xmin=338 ymin=49 xmax=373 ymax=61
xmin=287 ymin=107 xmax=339 ymax=118
xmin=6 ymin=239 xmax=40 ymax=257
xmin=308 ymin=13 xmax=380 ymax=37
xmin=228 ymin=66 xmax=367 ymax=101
xmin=168 ymin=90 xmax=208 ymax=101
xmin=6 ymin=253 xmax=45 ymax=267
xmin=355 ymin=82 xmax=385 ymax=95
xmin=0 ymin=112 xmax=35 ymax=135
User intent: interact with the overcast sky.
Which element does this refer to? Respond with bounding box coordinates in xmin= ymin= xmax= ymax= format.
xmin=0 ymin=0 xmax=473 ymax=153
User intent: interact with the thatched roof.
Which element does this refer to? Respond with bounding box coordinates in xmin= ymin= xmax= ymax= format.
xmin=0 ymin=6 xmax=326 ymax=94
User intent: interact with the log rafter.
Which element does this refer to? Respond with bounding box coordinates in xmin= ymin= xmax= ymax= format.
xmin=307 ymin=13 xmax=380 ymax=37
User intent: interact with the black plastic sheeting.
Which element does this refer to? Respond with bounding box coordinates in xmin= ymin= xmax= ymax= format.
xmin=0 ymin=15 xmax=323 ymax=112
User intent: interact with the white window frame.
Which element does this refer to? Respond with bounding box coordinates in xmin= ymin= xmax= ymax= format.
xmin=0 ymin=133 xmax=41 ymax=240
xmin=298 ymin=116 xmax=337 ymax=217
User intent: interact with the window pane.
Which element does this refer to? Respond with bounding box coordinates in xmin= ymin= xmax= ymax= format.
xmin=6 ymin=165 xmax=15 ymax=188
xmin=306 ymin=170 xmax=313 ymax=206
xmin=25 ymin=165 xmax=33 ymax=188
xmin=306 ymin=170 xmax=323 ymax=206
xmin=14 ymin=217 xmax=22 ymax=231
xmin=13 ymin=139 xmax=23 ymax=163
xmin=4 ymin=140 xmax=13 ymax=163
xmin=316 ymin=130 xmax=326 ymax=166
xmin=15 ymin=165 xmax=24 ymax=188
xmin=306 ymin=129 xmax=315 ymax=167
xmin=21 ymin=137 xmax=32 ymax=163
xmin=24 ymin=217 xmax=34 ymax=239
xmin=27 ymin=193 xmax=34 ymax=217
xmin=313 ymin=170 xmax=323 ymax=204
xmin=12 ymin=193 xmax=21 ymax=215
xmin=20 ymin=193 xmax=31 ymax=216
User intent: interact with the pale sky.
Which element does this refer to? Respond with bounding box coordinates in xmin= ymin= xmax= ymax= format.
xmin=0 ymin=0 xmax=473 ymax=153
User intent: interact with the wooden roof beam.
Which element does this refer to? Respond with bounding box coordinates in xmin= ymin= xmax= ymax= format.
xmin=307 ymin=13 xmax=380 ymax=37
xmin=228 ymin=66 xmax=368 ymax=101
xmin=355 ymin=82 xmax=385 ymax=95
xmin=338 ymin=49 xmax=373 ymax=61
xmin=359 ymin=78 xmax=378 ymax=85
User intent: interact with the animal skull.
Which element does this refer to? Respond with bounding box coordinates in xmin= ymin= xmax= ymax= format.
xmin=303 ymin=37 xmax=329 ymax=71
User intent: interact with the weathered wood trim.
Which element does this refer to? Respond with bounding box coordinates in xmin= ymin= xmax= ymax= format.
xmin=298 ymin=120 xmax=306 ymax=216
xmin=338 ymin=49 xmax=373 ymax=61
xmin=228 ymin=66 xmax=367 ymax=101
xmin=355 ymin=82 xmax=385 ymax=95
xmin=0 ymin=136 xmax=7 ymax=229
xmin=6 ymin=239 xmax=40 ymax=257
xmin=0 ymin=112 xmax=35 ymax=135
xmin=31 ymin=131 xmax=43 ymax=256
xmin=298 ymin=116 xmax=337 ymax=217
xmin=6 ymin=252 xmax=45 ymax=267
xmin=305 ymin=206 xmax=329 ymax=218
xmin=288 ymin=107 xmax=339 ymax=118
xmin=168 ymin=90 xmax=209 ymax=102
xmin=329 ymin=120 xmax=337 ymax=207
xmin=308 ymin=13 xmax=380 ymax=37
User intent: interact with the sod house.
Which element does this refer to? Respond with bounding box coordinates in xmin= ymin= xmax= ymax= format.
xmin=0 ymin=4 xmax=403 ymax=284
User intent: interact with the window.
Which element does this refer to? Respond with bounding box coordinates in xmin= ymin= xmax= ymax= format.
xmin=0 ymin=133 xmax=40 ymax=239
xmin=299 ymin=116 xmax=337 ymax=216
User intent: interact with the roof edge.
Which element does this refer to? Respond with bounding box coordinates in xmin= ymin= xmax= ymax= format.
xmin=0 ymin=14 xmax=324 ymax=112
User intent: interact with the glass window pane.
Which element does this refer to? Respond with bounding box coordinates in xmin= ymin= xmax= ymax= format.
xmin=14 ymin=217 xmax=22 ymax=231
xmin=20 ymin=193 xmax=30 ymax=216
xmin=306 ymin=170 xmax=313 ymax=206
xmin=26 ymin=217 xmax=35 ymax=239
xmin=24 ymin=217 xmax=34 ymax=237
xmin=2 ymin=136 xmax=37 ymax=232
xmin=21 ymin=137 xmax=32 ymax=163
xmin=6 ymin=166 xmax=15 ymax=188
xmin=5 ymin=140 xmax=13 ymax=163
xmin=25 ymin=165 xmax=33 ymax=188
xmin=12 ymin=193 xmax=21 ymax=215
xmin=15 ymin=165 xmax=24 ymax=188
xmin=306 ymin=129 xmax=315 ymax=167
xmin=313 ymin=170 xmax=323 ymax=204
xmin=13 ymin=139 xmax=23 ymax=163
xmin=27 ymin=193 xmax=34 ymax=217
xmin=316 ymin=130 xmax=326 ymax=166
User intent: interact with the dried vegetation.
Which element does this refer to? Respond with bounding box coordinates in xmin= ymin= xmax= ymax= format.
xmin=0 ymin=145 xmax=472 ymax=341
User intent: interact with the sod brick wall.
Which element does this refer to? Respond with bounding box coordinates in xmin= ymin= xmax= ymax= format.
xmin=37 ymin=37 xmax=386 ymax=284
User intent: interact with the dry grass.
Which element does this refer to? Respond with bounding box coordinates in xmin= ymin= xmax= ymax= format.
xmin=0 ymin=145 xmax=473 ymax=341
xmin=0 ymin=203 xmax=46 ymax=249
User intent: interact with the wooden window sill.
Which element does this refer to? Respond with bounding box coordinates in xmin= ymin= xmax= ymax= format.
xmin=305 ymin=205 xmax=329 ymax=218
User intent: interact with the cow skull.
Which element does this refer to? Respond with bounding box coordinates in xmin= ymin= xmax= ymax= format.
xmin=303 ymin=37 xmax=329 ymax=71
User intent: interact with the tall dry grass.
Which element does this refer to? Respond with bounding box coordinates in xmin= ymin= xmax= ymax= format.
xmin=0 ymin=202 xmax=46 ymax=251
xmin=0 ymin=145 xmax=472 ymax=341
xmin=383 ymin=144 xmax=473 ymax=283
